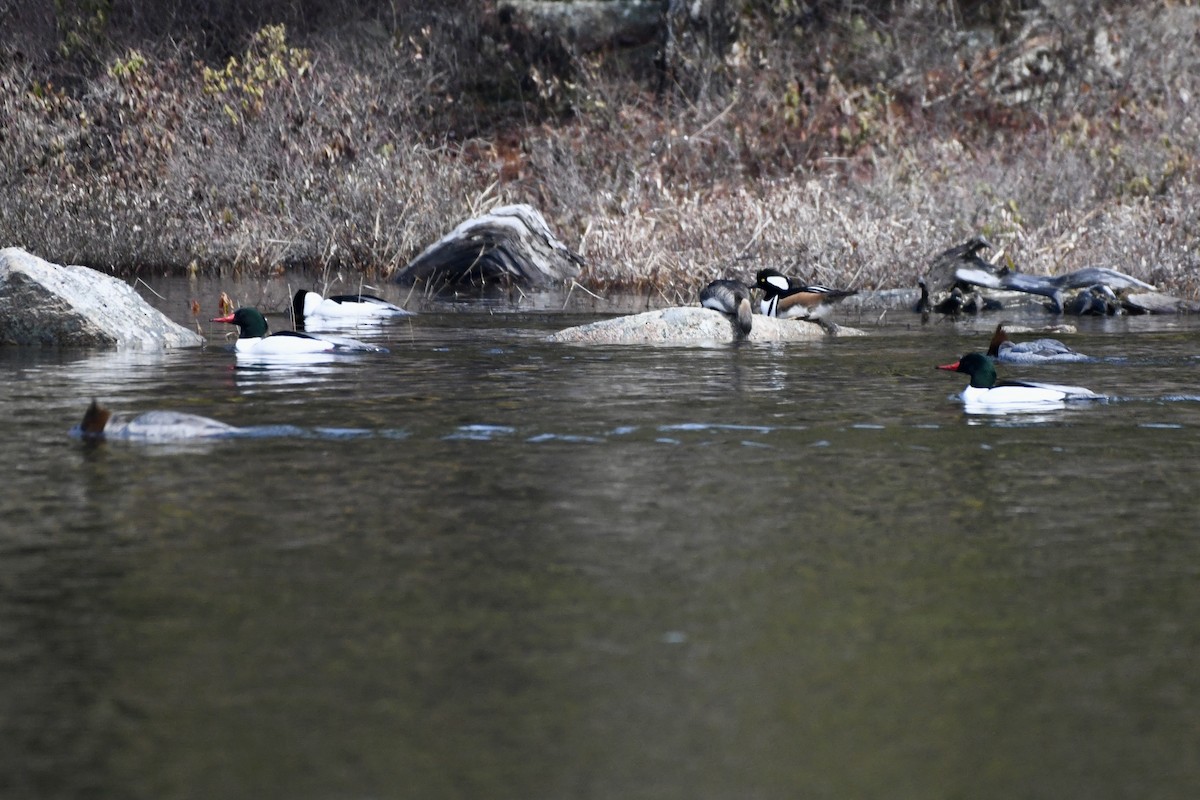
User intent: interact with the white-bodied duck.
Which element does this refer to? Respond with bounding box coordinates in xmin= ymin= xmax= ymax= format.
xmin=986 ymin=323 xmax=1091 ymax=364
xmin=699 ymin=279 xmax=754 ymax=336
xmin=754 ymin=268 xmax=856 ymax=321
xmin=213 ymin=307 xmax=388 ymax=355
xmin=74 ymin=399 xmax=239 ymax=441
xmin=292 ymin=289 xmax=413 ymax=328
xmin=937 ymin=352 xmax=1101 ymax=410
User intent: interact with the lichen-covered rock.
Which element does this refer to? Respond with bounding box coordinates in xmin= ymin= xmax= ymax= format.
xmin=0 ymin=248 xmax=205 ymax=348
xmin=546 ymin=306 xmax=864 ymax=344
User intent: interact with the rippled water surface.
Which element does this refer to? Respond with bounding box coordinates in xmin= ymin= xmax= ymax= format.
xmin=3 ymin=275 xmax=1200 ymax=799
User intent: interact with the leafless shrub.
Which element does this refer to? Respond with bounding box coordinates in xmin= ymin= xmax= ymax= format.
xmin=0 ymin=1 xmax=1196 ymax=301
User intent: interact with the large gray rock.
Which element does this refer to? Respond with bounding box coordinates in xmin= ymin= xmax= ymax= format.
xmin=1122 ymin=291 xmax=1200 ymax=315
xmin=0 ymin=248 xmax=205 ymax=348
xmin=547 ymin=306 xmax=864 ymax=344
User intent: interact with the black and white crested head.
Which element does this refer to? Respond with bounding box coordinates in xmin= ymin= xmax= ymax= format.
xmin=755 ymin=268 xmax=791 ymax=294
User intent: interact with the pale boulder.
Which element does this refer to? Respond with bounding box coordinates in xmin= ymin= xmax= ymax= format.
xmin=546 ymin=306 xmax=864 ymax=344
xmin=0 ymin=248 xmax=205 ymax=348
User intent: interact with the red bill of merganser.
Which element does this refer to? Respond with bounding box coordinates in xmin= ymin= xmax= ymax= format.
xmin=986 ymin=323 xmax=1090 ymax=364
xmin=74 ymin=399 xmax=239 ymax=441
xmin=754 ymin=268 xmax=856 ymax=320
xmin=292 ymin=289 xmax=413 ymax=328
xmin=212 ymin=307 xmax=389 ymax=355
xmin=937 ymin=352 xmax=1101 ymax=409
xmin=699 ymin=279 xmax=753 ymax=336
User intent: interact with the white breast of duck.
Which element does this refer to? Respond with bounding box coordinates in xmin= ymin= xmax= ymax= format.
xmin=958 ymin=381 xmax=1098 ymax=407
xmin=234 ymin=330 xmax=339 ymax=355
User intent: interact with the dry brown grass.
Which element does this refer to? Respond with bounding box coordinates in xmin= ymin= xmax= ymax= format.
xmin=1 ymin=2 xmax=1197 ymax=301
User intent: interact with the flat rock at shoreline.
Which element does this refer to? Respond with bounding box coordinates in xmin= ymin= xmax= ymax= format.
xmin=0 ymin=247 xmax=205 ymax=348
xmin=1123 ymin=291 xmax=1200 ymax=314
xmin=546 ymin=307 xmax=865 ymax=344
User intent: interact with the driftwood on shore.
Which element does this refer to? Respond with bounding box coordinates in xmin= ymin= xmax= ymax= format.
xmin=0 ymin=247 xmax=205 ymax=348
xmin=499 ymin=0 xmax=663 ymax=53
xmin=928 ymin=253 xmax=1197 ymax=315
xmin=393 ymin=204 xmax=584 ymax=291
xmin=954 ymin=264 xmax=1160 ymax=312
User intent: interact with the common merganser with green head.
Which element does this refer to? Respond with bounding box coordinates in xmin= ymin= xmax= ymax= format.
xmin=986 ymin=323 xmax=1091 ymax=364
xmin=937 ymin=352 xmax=1101 ymax=409
xmin=292 ymin=289 xmax=413 ymax=328
xmin=699 ymin=279 xmax=753 ymax=336
xmin=754 ymin=268 xmax=856 ymax=320
xmin=73 ymin=399 xmax=239 ymax=441
xmin=213 ymin=307 xmax=388 ymax=355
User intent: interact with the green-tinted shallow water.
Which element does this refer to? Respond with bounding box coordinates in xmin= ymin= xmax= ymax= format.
xmin=3 ymin=276 xmax=1200 ymax=799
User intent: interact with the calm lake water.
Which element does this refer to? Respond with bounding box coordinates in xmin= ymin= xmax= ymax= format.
xmin=3 ymin=274 xmax=1200 ymax=799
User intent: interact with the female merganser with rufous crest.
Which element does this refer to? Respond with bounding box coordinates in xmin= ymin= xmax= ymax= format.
xmin=754 ymin=268 xmax=856 ymax=321
xmin=213 ymin=307 xmax=388 ymax=355
xmin=74 ymin=399 xmax=239 ymax=441
xmin=986 ymin=323 xmax=1091 ymax=364
xmin=699 ymin=279 xmax=753 ymax=336
xmin=292 ymin=289 xmax=413 ymax=329
xmin=937 ymin=352 xmax=1101 ymax=410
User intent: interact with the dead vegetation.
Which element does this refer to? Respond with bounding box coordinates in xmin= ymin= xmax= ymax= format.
xmin=0 ymin=1 xmax=1197 ymax=301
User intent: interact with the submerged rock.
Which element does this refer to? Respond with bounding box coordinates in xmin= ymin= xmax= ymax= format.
xmin=0 ymin=248 xmax=205 ymax=348
xmin=546 ymin=306 xmax=864 ymax=344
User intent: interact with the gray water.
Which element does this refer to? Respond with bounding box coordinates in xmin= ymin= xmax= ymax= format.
xmin=3 ymin=275 xmax=1200 ymax=799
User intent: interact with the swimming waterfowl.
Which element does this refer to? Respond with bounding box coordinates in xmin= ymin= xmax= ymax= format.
xmin=923 ymin=236 xmax=995 ymax=292
xmin=918 ymin=236 xmax=1008 ymax=316
xmin=292 ymin=289 xmax=413 ymax=328
xmin=74 ymin=399 xmax=239 ymax=441
xmin=213 ymin=307 xmax=389 ymax=355
xmin=754 ymin=268 xmax=857 ymax=321
xmin=1063 ymin=284 xmax=1123 ymax=316
xmin=937 ymin=352 xmax=1100 ymax=409
xmin=986 ymin=324 xmax=1090 ymax=364
xmin=699 ymin=279 xmax=753 ymax=336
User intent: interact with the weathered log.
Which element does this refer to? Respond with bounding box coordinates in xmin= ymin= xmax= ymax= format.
xmin=954 ymin=264 xmax=1159 ymax=313
xmin=0 ymin=248 xmax=205 ymax=348
xmin=499 ymin=0 xmax=663 ymax=52
xmin=394 ymin=204 xmax=583 ymax=291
